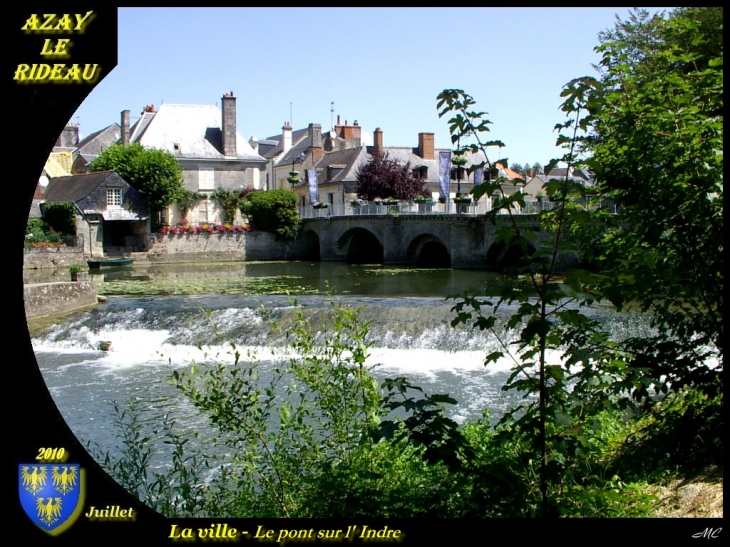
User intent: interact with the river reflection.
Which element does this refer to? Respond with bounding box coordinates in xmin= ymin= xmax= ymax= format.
xmin=69 ymin=261 xmax=505 ymax=297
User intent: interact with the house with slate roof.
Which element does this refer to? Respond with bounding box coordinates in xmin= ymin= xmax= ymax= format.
xmin=71 ymin=123 xmax=121 ymax=174
xmin=42 ymin=171 xmax=150 ymax=257
xmin=255 ymin=117 xmax=367 ymax=194
xmin=119 ymin=92 xmax=267 ymax=225
xmin=366 ymin=129 xmax=524 ymax=200
xmin=252 ymin=122 xmax=310 ymax=191
xmin=523 ymin=167 xmax=596 ymax=199
xmin=293 ymin=146 xmax=371 ymax=210
xmin=290 ymin=127 xmax=525 ymax=211
xmin=35 ymin=152 xmax=74 ymax=214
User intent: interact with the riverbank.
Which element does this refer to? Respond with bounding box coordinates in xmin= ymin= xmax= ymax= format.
xmin=651 ymin=465 xmax=723 ymax=517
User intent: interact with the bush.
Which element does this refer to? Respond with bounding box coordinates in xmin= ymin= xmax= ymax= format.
xmin=69 ymin=263 xmax=86 ymax=274
xmin=92 ymin=300 xmax=463 ymax=518
xmin=25 ymin=218 xmax=64 ymax=248
xmin=43 ymin=202 xmax=76 ymax=235
xmin=87 ymin=298 xmax=667 ymax=518
xmin=241 ymin=189 xmax=300 ymax=240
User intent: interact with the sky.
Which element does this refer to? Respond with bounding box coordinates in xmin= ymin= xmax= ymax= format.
xmin=70 ymin=7 xmax=673 ymax=168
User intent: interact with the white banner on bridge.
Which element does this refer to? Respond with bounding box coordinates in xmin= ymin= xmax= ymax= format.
xmin=473 ymin=167 xmax=484 ymax=185
xmin=439 ymin=151 xmax=451 ymax=200
xmin=307 ymin=169 xmax=318 ymax=205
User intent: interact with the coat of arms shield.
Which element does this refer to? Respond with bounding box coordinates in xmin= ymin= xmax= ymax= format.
xmin=19 ymin=464 xmax=84 ymax=534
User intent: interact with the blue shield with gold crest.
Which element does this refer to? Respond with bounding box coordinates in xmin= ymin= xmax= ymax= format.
xmin=19 ymin=464 xmax=84 ymax=534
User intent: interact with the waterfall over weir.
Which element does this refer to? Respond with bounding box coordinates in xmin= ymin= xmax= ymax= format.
xmin=28 ymin=262 xmax=656 ymax=472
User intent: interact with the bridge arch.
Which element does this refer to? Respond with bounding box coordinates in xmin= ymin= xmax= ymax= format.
xmin=486 ymin=237 xmax=538 ymax=271
xmin=299 ymin=229 xmax=320 ymax=261
xmin=337 ymin=227 xmax=384 ymax=264
xmin=406 ymin=233 xmax=451 ymax=268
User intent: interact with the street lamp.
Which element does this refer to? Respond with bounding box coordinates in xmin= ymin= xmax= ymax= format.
xmin=452 ymin=151 xmax=468 ymax=197
xmin=451 ymin=139 xmax=472 ymax=213
xmin=286 ymin=152 xmax=307 ymax=189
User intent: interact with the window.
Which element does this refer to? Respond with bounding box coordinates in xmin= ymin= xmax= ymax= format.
xmin=328 ymin=165 xmax=345 ymax=180
xmin=107 ymin=187 xmax=122 ymax=208
xmin=450 ymin=167 xmax=466 ymax=181
xmin=413 ymin=166 xmax=428 ymax=179
xmin=197 ymin=199 xmax=209 ymax=224
xmin=199 ymin=168 xmax=215 ymax=191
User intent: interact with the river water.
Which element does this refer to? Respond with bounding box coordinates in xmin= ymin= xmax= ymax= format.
xmin=29 ymin=261 xmax=650 ymax=469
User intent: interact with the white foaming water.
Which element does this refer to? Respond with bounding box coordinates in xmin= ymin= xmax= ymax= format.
xmin=368 ymin=347 xmax=569 ymax=377
xmin=34 ymin=328 xmax=172 ymax=361
xmin=367 ymin=347 xmax=504 ymax=379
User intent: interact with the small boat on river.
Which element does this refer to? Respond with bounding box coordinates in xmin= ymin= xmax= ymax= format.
xmin=87 ymin=257 xmax=135 ymax=269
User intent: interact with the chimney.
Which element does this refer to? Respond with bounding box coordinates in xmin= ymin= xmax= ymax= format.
xmin=374 ymin=127 xmax=383 ymax=155
xmin=312 ymin=146 xmax=323 ymax=163
xmin=339 ymin=120 xmax=353 ymax=141
xmin=351 ymin=120 xmax=361 ymax=145
xmin=526 ymin=168 xmax=534 ymax=178
xmin=58 ymin=124 xmax=79 ymax=148
xmin=221 ymin=91 xmax=237 ymax=157
xmin=418 ymin=132 xmax=434 ymax=159
xmin=121 ymin=110 xmax=130 ymax=145
xmin=308 ymin=123 xmax=322 ymax=148
xmin=282 ymin=122 xmax=292 ymax=153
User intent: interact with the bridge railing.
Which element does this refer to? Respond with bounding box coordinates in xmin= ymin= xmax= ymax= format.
xmin=299 ymin=197 xmax=617 ymax=219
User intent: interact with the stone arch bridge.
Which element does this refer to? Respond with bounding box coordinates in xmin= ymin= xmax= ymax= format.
xmin=300 ymin=215 xmax=559 ymax=270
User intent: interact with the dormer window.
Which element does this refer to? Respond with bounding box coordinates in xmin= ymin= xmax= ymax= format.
xmin=328 ymin=164 xmax=345 ymax=180
xmin=413 ymin=165 xmax=428 ymax=180
xmin=107 ymin=187 xmax=122 ymax=208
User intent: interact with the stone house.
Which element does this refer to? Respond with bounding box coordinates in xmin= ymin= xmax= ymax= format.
xmin=254 ymin=117 xmax=367 ymax=193
xmin=290 ymin=127 xmax=525 ymax=208
xmin=42 ymin=171 xmax=150 ymax=257
xmin=364 ymin=130 xmax=524 ymax=201
xmin=294 ymin=146 xmax=371 ymax=209
xmin=253 ymin=123 xmax=309 ymax=191
xmin=120 ymin=92 xmax=267 ymax=225
xmin=522 ymin=167 xmax=596 ymax=199
xmin=71 ymin=123 xmax=122 ymax=174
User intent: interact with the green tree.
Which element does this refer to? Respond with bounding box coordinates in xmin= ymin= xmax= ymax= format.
xmin=588 ymin=7 xmax=723 ymax=401
xmin=439 ymin=83 xmax=605 ymax=516
xmin=89 ymin=143 xmax=184 ymax=219
xmin=241 ymin=189 xmax=300 ymax=240
xmin=438 ymin=7 xmax=723 ymax=516
xmin=43 ymin=202 xmax=76 ymax=235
